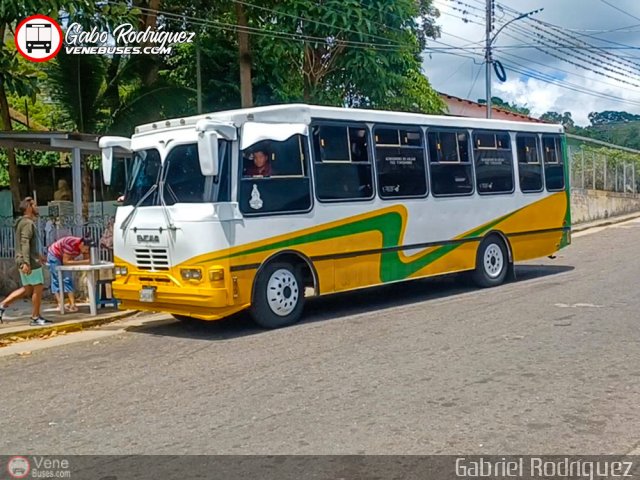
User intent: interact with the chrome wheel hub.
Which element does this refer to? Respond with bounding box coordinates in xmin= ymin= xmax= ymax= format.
xmin=267 ymin=269 xmax=299 ymax=316
xmin=483 ymin=243 xmax=504 ymax=278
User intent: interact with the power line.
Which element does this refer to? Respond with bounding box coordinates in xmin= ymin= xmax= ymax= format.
xmin=129 ymin=3 xmax=410 ymax=51
xmin=429 ymin=28 xmax=640 ymax=109
xmin=599 ymin=0 xmax=640 ymax=23
xmin=440 ymin=0 xmax=640 ymax=83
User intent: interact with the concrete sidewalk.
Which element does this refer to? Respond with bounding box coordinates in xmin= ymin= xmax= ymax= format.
xmin=0 ymin=298 xmax=135 ymax=344
xmin=572 ymin=211 xmax=640 ymax=232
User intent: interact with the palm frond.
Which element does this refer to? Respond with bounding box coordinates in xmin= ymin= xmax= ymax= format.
xmin=45 ymin=51 xmax=107 ymax=132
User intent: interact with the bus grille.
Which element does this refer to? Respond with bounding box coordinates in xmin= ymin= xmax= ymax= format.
xmin=135 ymin=248 xmax=170 ymax=271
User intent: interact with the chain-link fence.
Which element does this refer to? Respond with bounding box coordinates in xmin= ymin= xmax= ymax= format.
xmin=568 ymin=136 xmax=640 ymax=194
xmin=0 ymin=214 xmax=113 ymax=261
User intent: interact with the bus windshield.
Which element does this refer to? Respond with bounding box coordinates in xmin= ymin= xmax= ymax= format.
xmin=123 ymin=141 xmax=230 ymax=206
xmin=124 ymin=149 xmax=161 ymax=206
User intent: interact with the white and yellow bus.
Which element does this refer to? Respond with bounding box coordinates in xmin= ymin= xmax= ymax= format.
xmin=99 ymin=104 xmax=570 ymax=328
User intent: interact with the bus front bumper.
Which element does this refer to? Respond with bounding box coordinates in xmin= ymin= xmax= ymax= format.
xmin=112 ymin=279 xmax=249 ymax=321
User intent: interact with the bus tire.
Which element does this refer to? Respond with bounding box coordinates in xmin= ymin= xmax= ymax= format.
xmin=250 ymin=262 xmax=305 ymax=329
xmin=473 ymin=236 xmax=509 ymax=288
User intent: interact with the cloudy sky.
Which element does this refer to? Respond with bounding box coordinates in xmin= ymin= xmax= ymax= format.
xmin=422 ymin=0 xmax=640 ymax=125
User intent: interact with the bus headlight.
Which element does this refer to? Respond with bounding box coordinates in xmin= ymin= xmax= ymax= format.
xmin=115 ymin=266 xmax=128 ymax=276
xmin=181 ymin=268 xmax=202 ymax=281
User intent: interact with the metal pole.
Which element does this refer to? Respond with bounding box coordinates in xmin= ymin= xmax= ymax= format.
xmin=567 ymin=145 xmax=573 ymax=187
xmin=581 ymin=149 xmax=585 ymax=189
xmin=623 ymin=161 xmax=627 ymax=193
xmin=196 ymin=42 xmax=203 ymax=114
xmin=72 ymin=147 xmax=82 ymax=236
xmin=485 ymin=0 xmax=492 ymax=119
xmin=592 ymin=152 xmax=596 ymax=189
xmin=603 ymin=155 xmax=607 ymax=191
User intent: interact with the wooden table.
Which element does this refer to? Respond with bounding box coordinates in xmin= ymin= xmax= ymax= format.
xmin=56 ymin=262 xmax=115 ymax=316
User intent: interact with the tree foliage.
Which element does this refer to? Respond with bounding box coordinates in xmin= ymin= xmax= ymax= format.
xmin=2 ymin=0 xmax=446 ymax=193
xmin=540 ymin=111 xmax=574 ymax=129
xmin=588 ymin=110 xmax=640 ymax=126
xmin=487 ymin=96 xmax=530 ymax=116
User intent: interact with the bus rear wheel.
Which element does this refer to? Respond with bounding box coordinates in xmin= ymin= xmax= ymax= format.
xmin=250 ymin=262 xmax=305 ymax=329
xmin=473 ymin=236 xmax=509 ymax=288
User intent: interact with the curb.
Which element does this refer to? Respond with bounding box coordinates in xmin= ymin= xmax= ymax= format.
xmin=572 ymin=212 xmax=640 ymax=233
xmin=0 ymin=310 xmax=138 ymax=344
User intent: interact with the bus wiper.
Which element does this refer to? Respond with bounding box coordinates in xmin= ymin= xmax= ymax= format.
xmin=121 ymin=184 xmax=158 ymax=232
xmin=158 ymin=178 xmax=177 ymax=232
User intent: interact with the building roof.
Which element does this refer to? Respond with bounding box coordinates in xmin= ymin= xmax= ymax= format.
xmin=439 ymin=93 xmax=546 ymax=123
xmin=0 ymin=131 xmax=101 ymax=153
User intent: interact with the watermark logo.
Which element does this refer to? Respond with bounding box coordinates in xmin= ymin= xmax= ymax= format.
xmin=14 ymin=15 xmax=64 ymax=62
xmin=7 ymin=456 xmax=30 ymax=479
xmin=65 ymin=22 xmax=195 ymax=55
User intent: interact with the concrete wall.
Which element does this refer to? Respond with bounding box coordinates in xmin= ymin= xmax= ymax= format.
xmin=571 ymin=189 xmax=640 ymax=224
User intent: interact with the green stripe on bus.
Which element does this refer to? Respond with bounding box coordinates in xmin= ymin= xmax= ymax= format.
xmin=202 ymin=209 xmax=515 ymax=283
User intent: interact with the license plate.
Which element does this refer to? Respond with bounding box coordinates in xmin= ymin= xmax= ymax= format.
xmin=139 ymin=287 xmax=156 ymax=303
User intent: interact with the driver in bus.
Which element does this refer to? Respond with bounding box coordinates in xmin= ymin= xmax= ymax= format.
xmin=244 ymin=149 xmax=272 ymax=177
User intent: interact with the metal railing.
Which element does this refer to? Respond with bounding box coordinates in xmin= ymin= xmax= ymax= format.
xmin=0 ymin=214 xmax=114 ymax=261
xmin=567 ymin=135 xmax=640 ymax=194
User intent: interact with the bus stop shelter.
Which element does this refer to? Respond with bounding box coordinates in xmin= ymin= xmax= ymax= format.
xmin=0 ymin=131 xmax=102 ymax=217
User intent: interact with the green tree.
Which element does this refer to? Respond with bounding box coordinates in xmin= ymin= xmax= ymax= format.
xmin=486 ymin=96 xmax=530 ymax=116
xmin=258 ymin=0 xmax=443 ymax=111
xmin=588 ymin=110 xmax=640 ymax=126
xmin=0 ymin=1 xmax=45 ymax=210
xmin=540 ymin=111 xmax=575 ymax=129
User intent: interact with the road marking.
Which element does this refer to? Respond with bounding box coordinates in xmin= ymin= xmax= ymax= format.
xmin=554 ymin=303 xmax=603 ymax=308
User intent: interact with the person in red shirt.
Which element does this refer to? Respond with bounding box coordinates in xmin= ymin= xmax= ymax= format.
xmin=243 ymin=150 xmax=272 ymax=177
xmin=47 ymin=236 xmax=91 ymax=312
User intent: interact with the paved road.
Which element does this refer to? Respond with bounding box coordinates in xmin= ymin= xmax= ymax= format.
xmin=1 ymin=220 xmax=639 ymax=454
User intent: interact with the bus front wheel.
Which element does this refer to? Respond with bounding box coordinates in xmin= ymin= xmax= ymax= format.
xmin=250 ymin=262 xmax=305 ymax=329
xmin=473 ymin=236 xmax=509 ymax=288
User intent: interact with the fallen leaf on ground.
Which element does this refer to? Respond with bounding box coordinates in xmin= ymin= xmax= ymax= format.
xmin=17 ymin=351 xmax=31 ymax=356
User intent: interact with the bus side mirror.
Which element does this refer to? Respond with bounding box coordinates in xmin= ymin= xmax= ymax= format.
xmin=198 ymin=130 xmax=219 ymax=176
xmin=99 ymin=136 xmax=131 ymax=186
xmin=102 ymin=147 xmax=113 ymax=185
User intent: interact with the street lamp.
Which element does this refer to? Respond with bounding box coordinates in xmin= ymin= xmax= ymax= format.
xmin=485 ymin=5 xmax=543 ymax=118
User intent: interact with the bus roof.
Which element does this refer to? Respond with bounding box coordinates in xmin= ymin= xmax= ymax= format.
xmin=133 ymin=103 xmax=564 ymax=136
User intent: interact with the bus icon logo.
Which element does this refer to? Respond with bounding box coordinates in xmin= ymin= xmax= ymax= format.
xmin=15 ymin=15 xmax=63 ymax=62
xmin=7 ymin=456 xmax=30 ymax=479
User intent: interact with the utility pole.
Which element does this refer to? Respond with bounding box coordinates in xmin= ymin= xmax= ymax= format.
xmin=485 ymin=0 xmax=493 ymax=118
xmin=484 ymin=5 xmax=543 ymax=119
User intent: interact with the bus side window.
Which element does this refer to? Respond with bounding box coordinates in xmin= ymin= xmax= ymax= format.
xmin=312 ymin=124 xmax=374 ymax=201
xmin=542 ymin=136 xmax=565 ymax=191
xmin=374 ymin=126 xmax=427 ymax=198
xmin=516 ymin=134 xmax=543 ymax=193
xmin=472 ymin=130 xmax=514 ymax=194
xmin=238 ymin=135 xmax=312 ymax=215
xmin=427 ymin=130 xmax=473 ymax=196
